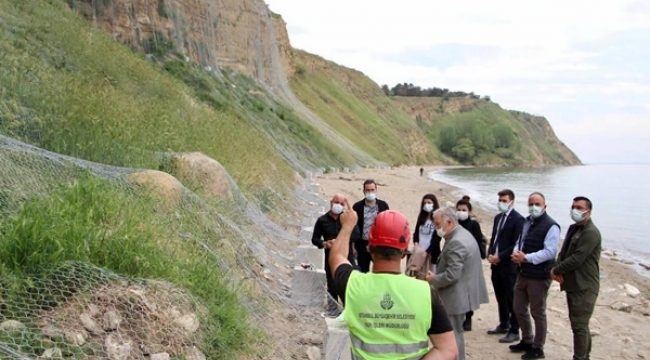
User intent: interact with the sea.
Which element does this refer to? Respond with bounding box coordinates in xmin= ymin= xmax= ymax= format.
xmin=430 ymin=164 xmax=650 ymax=264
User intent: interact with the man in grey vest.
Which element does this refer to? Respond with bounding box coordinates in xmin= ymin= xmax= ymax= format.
xmin=509 ymin=192 xmax=559 ymax=359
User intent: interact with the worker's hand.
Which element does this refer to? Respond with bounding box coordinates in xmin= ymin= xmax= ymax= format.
xmin=511 ymin=251 xmax=526 ymax=264
xmin=488 ymin=254 xmax=500 ymax=264
xmin=425 ymin=270 xmax=434 ymax=284
xmin=324 ymin=240 xmax=333 ymax=249
xmin=340 ymin=199 xmax=358 ymax=230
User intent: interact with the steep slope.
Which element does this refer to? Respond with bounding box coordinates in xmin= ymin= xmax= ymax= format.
xmin=393 ymin=96 xmax=581 ymax=166
xmin=290 ymin=50 xmax=446 ymax=165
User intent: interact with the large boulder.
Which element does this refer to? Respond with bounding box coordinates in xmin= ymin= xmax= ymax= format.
xmin=171 ymin=152 xmax=234 ymax=203
xmin=128 ymin=170 xmax=184 ymax=209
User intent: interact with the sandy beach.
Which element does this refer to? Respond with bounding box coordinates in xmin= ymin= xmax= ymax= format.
xmin=314 ymin=166 xmax=650 ymax=360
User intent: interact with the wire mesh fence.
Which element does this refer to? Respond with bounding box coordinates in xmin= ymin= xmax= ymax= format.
xmin=0 ymin=134 xmax=343 ymax=359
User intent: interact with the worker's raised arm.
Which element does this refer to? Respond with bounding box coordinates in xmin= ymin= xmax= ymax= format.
xmin=329 ymin=199 xmax=357 ymax=274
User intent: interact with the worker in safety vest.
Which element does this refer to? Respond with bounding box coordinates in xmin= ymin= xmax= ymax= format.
xmin=329 ymin=201 xmax=458 ymax=360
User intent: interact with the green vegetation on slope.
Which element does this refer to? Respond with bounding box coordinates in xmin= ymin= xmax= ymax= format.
xmin=0 ymin=172 xmax=260 ymax=358
xmin=393 ymin=96 xmax=581 ymax=166
xmin=290 ymin=51 xmax=445 ymax=165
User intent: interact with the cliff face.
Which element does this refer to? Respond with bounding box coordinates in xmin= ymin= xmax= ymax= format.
xmin=69 ymin=0 xmax=294 ymax=84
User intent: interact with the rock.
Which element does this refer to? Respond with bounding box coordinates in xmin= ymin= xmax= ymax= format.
xmin=624 ymin=283 xmax=641 ymax=298
xmin=306 ymin=346 xmax=321 ymax=360
xmin=65 ymin=331 xmax=87 ymax=346
xmin=151 ymin=353 xmax=171 ymax=360
xmin=623 ymin=259 xmax=636 ymax=265
xmin=184 ymin=346 xmax=206 ymax=360
xmin=262 ymin=268 xmax=273 ymax=282
xmin=128 ymin=170 xmax=184 ymax=209
xmin=80 ymin=312 xmax=104 ymax=335
xmin=105 ymin=333 xmax=134 ymax=360
xmin=610 ymin=257 xmax=622 ymax=262
xmin=175 ymin=313 xmax=200 ymax=333
xmin=171 ymin=152 xmax=234 ymax=202
xmin=640 ymin=263 xmax=650 ymax=271
xmin=40 ymin=337 xmax=55 ymax=349
xmin=41 ymin=325 xmax=63 ymax=340
xmin=0 ymin=320 xmax=25 ymax=331
xmin=284 ymin=309 xmax=299 ymax=321
xmin=103 ymin=309 xmax=122 ymax=331
xmin=590 ymin=329 xmax=600 ymax=337
xmin=299 ymin=333 xmax=323 ymax=346
xmin=602 ymin=250 xmax=615 ymax=257
xmin=88 ymin=303 xmax=101 ymax=317
xmin=41 ymin=348 xmax=62 ymax=359
xmin=611 ymin=302 xmax=633 ymax=313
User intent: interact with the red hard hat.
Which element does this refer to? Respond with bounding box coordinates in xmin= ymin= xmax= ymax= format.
xmin=368 ymin=210 xmax=411 ymax=251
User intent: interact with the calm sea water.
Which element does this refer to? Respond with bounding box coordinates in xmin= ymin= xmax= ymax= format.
xmin=430 ymin=164 xmax=650 ymax=262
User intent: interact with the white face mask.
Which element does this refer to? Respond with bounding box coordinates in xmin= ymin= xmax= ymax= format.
xmin=435 ymin=226 xmax=445 ymax=238
xmin=331 ymin=203 xmax=344 ymax=215
xmin=365 ymin=192 xmax=376 ymax=201
xmin=423 ymin=203 xmax=434 ymax=213
xmin=497 ymin=201 xmax=511 ymax=213
xmin=570 ymin=209 xmax=587 ymax=223
xmin=529 ymin=205 xmax=544 ymax=218
xmin=456 ymin=210 xmax=469 ymax=221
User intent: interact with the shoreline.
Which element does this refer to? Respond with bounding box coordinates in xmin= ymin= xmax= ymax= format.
xmin=313 ymin=165 xmax=650 ymax=359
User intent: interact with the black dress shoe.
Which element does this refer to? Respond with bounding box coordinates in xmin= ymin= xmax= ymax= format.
xmin=499 ymin=332 xmax=520 ymax=343
xmin=521 ymin=347 xmax=545 ymax=359
xmin=463 ymin=318 xmax=472 ymax=331
xmin=509 ymin=340 xmax=533 ymax=353
xmin=487 ymin=326 xmax=508 ymax=335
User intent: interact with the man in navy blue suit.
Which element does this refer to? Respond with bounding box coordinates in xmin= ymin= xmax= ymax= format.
xmin=486 ymin=189 xmax=525 ymax=344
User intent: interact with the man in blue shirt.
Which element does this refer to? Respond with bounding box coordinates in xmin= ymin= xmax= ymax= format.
xmin=509 ymin=192 xmax=559 ymax=360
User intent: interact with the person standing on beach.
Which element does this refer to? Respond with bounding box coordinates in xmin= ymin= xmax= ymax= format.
xmin=551 ymin=196 xmax=601 ymax=360
xmin=428 ymin=207 xmax=489 ymax=360
xmin=510 ymin=192 xmax=560 ymax=359
xmin=456 ymin=198 xmax=487 ymax=332
xmin=413 ymin=194 xmax=442 ymax=267
xmin=353 ymin=179 xmax=389 ymax=273
xmin=312 ymin=194 xmax=361 ymax=318
xmin=329 ymin=206 xmax=459 ymax=360
xmin=487 ymin=189 xmax=525 ymax=344
xmin=420 ymin=167 xmax=424 ymax=176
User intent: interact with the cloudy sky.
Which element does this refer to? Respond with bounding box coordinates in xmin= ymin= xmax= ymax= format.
xmin=264 ymin=0 xmax=650 ymax=164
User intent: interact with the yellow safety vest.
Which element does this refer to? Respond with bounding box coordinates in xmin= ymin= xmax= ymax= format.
xmin=343 ymin=271 xmax=432 ymax=360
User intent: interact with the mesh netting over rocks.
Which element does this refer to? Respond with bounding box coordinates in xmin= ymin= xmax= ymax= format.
xmin=0 ymin=134 xmax=336 ymax=359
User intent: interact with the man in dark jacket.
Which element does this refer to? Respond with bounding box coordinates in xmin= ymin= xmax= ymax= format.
xmin=551 ymin=196 xmax=601 ymax=360
xmin=509 ymin=192 xmax=560 ymax=359
xmin=486 ymin=189 xmax=525 ymax=343
xmin=352 ymin=179 xmax=389 ymax=273
xmin=312 ymin=193 xmax=360 ymax=317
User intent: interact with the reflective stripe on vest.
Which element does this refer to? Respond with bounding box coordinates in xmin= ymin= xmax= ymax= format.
xmin=350 ymin=333 xmax=428 ymax=354
xmin=344 ymin=271 xmax=432 ymax=360
xmin=351 ymin=353 xmax=424 ymax=360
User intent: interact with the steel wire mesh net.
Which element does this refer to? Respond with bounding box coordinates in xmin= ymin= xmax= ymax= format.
xmin=0 ymin=135 xmax=341 ymax=359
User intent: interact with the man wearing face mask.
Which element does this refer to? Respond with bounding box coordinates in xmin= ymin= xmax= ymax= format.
xmin=312 ymin=194 xmax=361 ymax=318
xmin=550 ymin=197 xmax=601 ymax=360
xmin=509 ymin=192 xmax=560 ymax=360
xmin=487 ymin=189 xmax=525 ymax=344
xmin=353 ymin=179 xmax=390 ymax=273
xmin=428 ymin=207 xmax=489 ymax=360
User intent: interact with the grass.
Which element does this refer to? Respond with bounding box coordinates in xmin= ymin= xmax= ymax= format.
xmin=0 ymin=172 xmax=261 ymax=359
xmin=0 ymin=0 xmax=291 ymax=195
xmin=289 ymin=50 xmax=443 ymax=165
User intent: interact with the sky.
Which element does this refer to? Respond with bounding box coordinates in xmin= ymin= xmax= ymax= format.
xmin=264 ymin=0 xmax=650 ymax=164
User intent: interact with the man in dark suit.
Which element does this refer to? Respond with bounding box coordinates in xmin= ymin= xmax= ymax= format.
xmin=352 ymin=179 xmax=389 ymax=273
xmin=487 ymin=189 xmax=525 ymax=343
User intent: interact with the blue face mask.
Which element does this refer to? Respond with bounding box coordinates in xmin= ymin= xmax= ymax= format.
xmin=528 ymin=205 xmax=544 ymax=218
